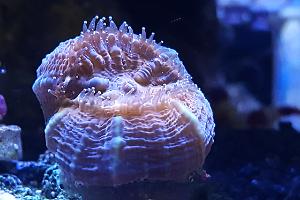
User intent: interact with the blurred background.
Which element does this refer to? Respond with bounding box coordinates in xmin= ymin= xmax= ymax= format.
xmin=0 ymin=0 xmax=300 ymax=198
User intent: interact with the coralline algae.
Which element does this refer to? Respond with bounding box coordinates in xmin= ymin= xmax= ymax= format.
xmin=32 ymin=15 xmax=215 ymax=197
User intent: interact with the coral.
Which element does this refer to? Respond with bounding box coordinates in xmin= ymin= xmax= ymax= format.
xmin=0 ymin=95 xmax=7 ymax=120
xmin=32 ymin=15 xmax=215 ymax=193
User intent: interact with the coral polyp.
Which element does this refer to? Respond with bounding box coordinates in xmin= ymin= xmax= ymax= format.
xmin=32 ymin=15 xmax=215 ymax=193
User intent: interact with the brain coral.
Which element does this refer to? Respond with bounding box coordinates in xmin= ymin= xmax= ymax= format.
xmin=32 ymin=16 xmax=215 ymax=191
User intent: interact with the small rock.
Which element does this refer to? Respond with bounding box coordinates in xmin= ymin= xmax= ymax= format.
xmin=0 ymin=125 xmax=22 ymax=160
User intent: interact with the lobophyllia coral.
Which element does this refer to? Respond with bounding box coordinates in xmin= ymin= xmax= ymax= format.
xmin=32 ymin=16 xmax=215 ymax=193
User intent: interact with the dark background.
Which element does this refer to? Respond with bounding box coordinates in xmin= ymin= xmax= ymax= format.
xmin=0 ymin=0 xmax=272 ymax=160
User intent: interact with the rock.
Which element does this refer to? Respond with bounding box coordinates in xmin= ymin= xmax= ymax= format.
xmin=0 ymin=174 xmax=22 ymax=190
xmin=0 ymin=125 xmax=22 ymax=160
xmin=0 ymin=190 xmax=16 ymax=200
xmin=41 ymin=164 xmax=61 ymax=199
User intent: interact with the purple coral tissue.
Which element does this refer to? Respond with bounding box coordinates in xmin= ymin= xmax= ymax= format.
xmin=0 ymin=95 xmax=7 ymax=120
